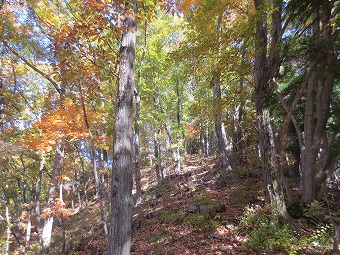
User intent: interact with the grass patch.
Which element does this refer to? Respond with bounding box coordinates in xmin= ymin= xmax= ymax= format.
xmin=229 ymin=185 xmax=255 ymax=205
xmin=160 ymin=210 xmax=184 ymax=225
xmin=239 ymin=205 xmax=297 ymax=254
xmin=185 ymin=209 xmax=220 ymax=234
xmin=151 ymin=230 xmax=169 ymax=242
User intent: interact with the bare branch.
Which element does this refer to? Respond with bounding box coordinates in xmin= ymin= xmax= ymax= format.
xmin=0 ymin=37 xmax=64 ymax=97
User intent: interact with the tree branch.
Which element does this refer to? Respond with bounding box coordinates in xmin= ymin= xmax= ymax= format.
xmin=0 ymin=37 xmax=64 ymax=97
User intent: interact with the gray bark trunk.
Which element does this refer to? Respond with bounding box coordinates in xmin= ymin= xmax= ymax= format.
xmin=5 ymin=201 xmax=10 ymax=255
xmin=99 ymin=92 xmax=110 ymax=212
xmin=212 ymin=15 xmax=234 ymax=173
xmin=0 ymin=76 xmax=4 ymax=131
xmin=109 ymin=1 xmax=137 ymax=254
xmin=300 ymin=74 xmax=317 ymax=203
xmin=35 ymin=154 xmax=44 ymax=242
xmin=24 ymin=207 xmax=32 ymax=255
xmin=254 ymin=0 xmax=290 ymax=219
xmin=40 ymin=139 xmax=64 ymax=255
xmin=154 ymin=128 xmax=163 ymax=183
xmin=134 ymin=89 xmax=142 ymax=205
xmin=300 ymin=2 xmax=336 ymax=203
xmin=79 ymin=85 xmax=109 ymax=243
xmin=134 ymin=23 xmax=146 ymax=206
xmin=213 ymin=75 xmax=234 ymax=172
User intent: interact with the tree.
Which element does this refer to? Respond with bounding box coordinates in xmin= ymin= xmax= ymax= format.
xmin=109 ymin=0 xmax=137 ymax=254
xmin=252 ymin=0 xmax=291 ymax=220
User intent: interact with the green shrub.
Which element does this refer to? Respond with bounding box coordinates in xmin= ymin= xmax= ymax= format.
xmin=239 ymin=205 xmax=297 ymax=253
xmin=193 ymin=190 xmax=211 ymax=205
xmin=229 ymin=185 xmax=254 ymax=205
xmin=303 ymin=200 xmax=327 ymax=222
xmin=305 ymin=224 xmax=333 ymax=248
xmin=160 ymin=210 xmax=184 ymax=225
xmin=185 ymin=212 xmax=219 ymax=233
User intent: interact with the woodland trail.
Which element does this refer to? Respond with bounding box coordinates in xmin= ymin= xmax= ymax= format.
xmin=130 ymin=155 xmax=259 ymax=255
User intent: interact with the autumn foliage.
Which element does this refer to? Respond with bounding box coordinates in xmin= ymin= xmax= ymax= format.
xmin=21 ymin=101 xmax=90 ymax=153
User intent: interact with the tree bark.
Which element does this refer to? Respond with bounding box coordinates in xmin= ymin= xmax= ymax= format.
xmin=35 ymin=160 xmax=43 ymax=235
xmin=134 ymin=89 xmax=142 ymax=205
xmin=212 ymin=15 xmax=234 ymax=174
xmin=213 ymin=75 xmax=233 ymax=172
xmin=109 ymin=0 xmax=137 ymax=254
xmin=40 ymin=139 xmax=64 ymax=255
xmin=134 ymin=22 xmax=147 ymax=206
xmin=154 ymin=128 xmax=163 ymax=183
xmin=299 ymin=2 xmax=336 ymax=203
xmin=99 ymin=91 xmax=110 ymax=212
xmin=254 ymin=0 xmax=290 ymax=220
xmin=5 ymin=200 xmax=10 ymax=255
xmin=0 ymin=76 xmax=4 ymax=131
xmin=79 ymin=84 xmax=109 ymax=243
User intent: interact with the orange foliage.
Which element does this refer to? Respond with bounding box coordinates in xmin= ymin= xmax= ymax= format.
xmin=21 ymin=100 xmax=90 ymax=153
xmin=186 ymin=123 xmax=199 ymax=140
xmin=53 ymin=198 xmax=77 ymax=220
xmin=181 ymin=0 xmax=202 ymax=14
xmin=41 ymin=198 xmax=77 ymax=220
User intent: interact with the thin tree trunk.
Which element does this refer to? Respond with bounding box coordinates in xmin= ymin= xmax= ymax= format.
xmin=5 ymin=201 xmax=10 ymax=255
xmin=35 ymin=167 xmax=42 ymax=234
xmin=199 ymin=120 xmax=207 ymax=156
xmin=175 ymin=80 xmax=182 ymax=173
xmin=24 ymin=204 xmax=33 ymax=255
xmin=212 ymin=15 xmax=234 ymax=174
xmin=99 ymin=91 xmax=110 ymax=213
xmin=154 ymin=128 xmax=162 ymax=183
xmin=74 ymin=144 xmax=86 ymax=209
xmin=109 ymin=0 xmax=137 ymax=254
xmin=79 ymin=84 xmax=109 ymax=243
xmin=134 ymin=89 xmax=142 ymax=205
xmin=0 ymin=76 xmax=4 ymax=131
xmin=313 ymin=2 xmax=336 ymax=196
xmin=232 ymin=105 xmax=244 ymax=165
xmin=213 ymin=74 xmax=233 ymax=172
xmin=134 ymin=21 xmax=147 ymax=206
xmin=40 ymin=139 xmax=64 ymax=255
xmin=300 ymin=6 xmax=320 ymax=204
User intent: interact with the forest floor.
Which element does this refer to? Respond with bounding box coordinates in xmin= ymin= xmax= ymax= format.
xmin=130 ymin=155 xmax=256 ymax=255
xmin=46 ymin=155 xmax=337 ymax=255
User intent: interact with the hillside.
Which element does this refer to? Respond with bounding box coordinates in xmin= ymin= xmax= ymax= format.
xmin=39 ymin=155 xmax=337 ymax=255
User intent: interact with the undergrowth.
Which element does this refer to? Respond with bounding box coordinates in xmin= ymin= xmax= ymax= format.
xmin=239 ymin=205 xmax=297 ymax=253
xmin=239 ymin=204 xmax=335 ymax=254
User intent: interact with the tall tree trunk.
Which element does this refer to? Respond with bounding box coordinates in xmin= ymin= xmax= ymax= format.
xmin=300 ymin=74 xmax=317 ymax=203
xmin=232 ymin=104 xmax=245 ymax=165
xmin=79 ymin=85 xmax=109 ymax=243
xmin=109 ymin=0 xmax=137 ymax=254
xmin=40 ymin=139 xmax=64 ymax=255
xmin=213 ymin=15 xmax=234 ymax=173
xmin=199 ymin=120 xmax=207 ymax=156
xmin=134 ymin=22 xmax=147 ymax=206
xmin=175 ymin=80 xmax=182 ymax=173
xmin=254 ymin=0 xmax=290 ymax=219
xmin=39 ymin=62 xmax=67 ymax=254
xmin=213 ymin=74 xmax=233 ymax=172
xmin=35 ymin=158 xmax=43 ymax=236
xmin=300 ymin=2 xmax=336 ymax=203
xmin=154 ymin=128 xmax=163 ymax=183
xmin=99 ymin=91 xmax=110 ymax=212
xmin=0 ymin=76 xmax=4 ymax=132
xmin=24 ymin=206 xmax=32 ymax=255
xmin=5 ymin=200 xmax=10 ymax=255
xmin=134 ymin=89 xmax=142 ymax=205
